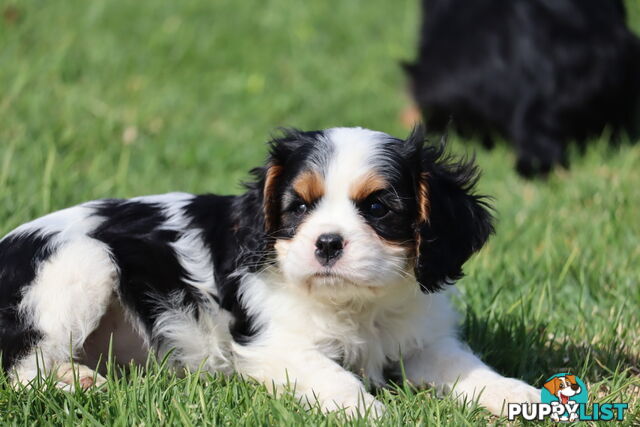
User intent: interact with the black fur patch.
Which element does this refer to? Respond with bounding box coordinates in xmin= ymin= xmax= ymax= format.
xmin=90 ymin=199 xmax=204 ymax=340
xmin=406 ymin=0 xmax=640 ymax=176
xmin=184 ymin=194 xmax=260 ymax=343
xmin=0 ymin=232 xmax=56 ymax=371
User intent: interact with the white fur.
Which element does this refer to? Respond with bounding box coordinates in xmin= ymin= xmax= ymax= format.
xmin=234 ymin=267 xmax=540 ymax=416
xmin=152 ymin=292 xmax=233 ymax=374
xmin=8 ymin=205 xmax=101 ymax=244
xmin=14 ymin=238 xmax=117 ymax=384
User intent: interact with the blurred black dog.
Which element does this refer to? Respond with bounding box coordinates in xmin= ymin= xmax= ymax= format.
xmin=404 ymin=0 xmax=640 ymax=176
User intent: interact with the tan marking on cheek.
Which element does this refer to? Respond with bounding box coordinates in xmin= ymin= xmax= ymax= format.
xmin=417 ymin=171 xmax=430 ymax=223
xmin=349 ymin=171 xmax=388 ymax=201
xmin=263 ymin=165 xmax=283 ymax=232
xmin=292 ymin=171 xmax=324 ymax=203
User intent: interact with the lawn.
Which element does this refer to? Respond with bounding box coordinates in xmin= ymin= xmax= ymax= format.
xmin=0 ymin=0 xmax=639 ymax=425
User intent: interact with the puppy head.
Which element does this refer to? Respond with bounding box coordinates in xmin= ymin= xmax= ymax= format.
xmin=257 ymin=126 xmax=493 ymax=297
xmin=544 ymin=375 xmax=579 ymax=397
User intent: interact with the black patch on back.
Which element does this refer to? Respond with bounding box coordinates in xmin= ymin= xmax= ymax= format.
xmin=184 ymin=194 xmax=261 ymax=344
xmin=0 ymin=232 xmax=56 ymax=371
xmin=90 ymin=199 xmax=204 ymax=340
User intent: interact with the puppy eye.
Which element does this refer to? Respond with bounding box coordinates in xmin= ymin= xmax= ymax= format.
xmin=365 ymin=201 xmax=389 ymax=218
xmin=293 ymin=203 xmax=308 ymax=215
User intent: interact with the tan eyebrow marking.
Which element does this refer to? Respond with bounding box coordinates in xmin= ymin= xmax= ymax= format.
xmin=349 ymin=171 xmax=388 ymax=202
xmin=292 ymin=170 xmax=325 ymax=203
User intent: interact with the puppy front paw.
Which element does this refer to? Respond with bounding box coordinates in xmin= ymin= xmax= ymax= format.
xmin=321 ymin=392 xmax=385 ymax=419
xmin=478 ymin=378 xmax=540 ymax=416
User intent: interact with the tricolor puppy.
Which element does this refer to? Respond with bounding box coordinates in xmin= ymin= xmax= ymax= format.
xmin=0 ymin=127 xmax=539 ymax=416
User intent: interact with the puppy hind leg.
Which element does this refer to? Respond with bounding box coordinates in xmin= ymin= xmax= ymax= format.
xmin=54 ymin=362 xmax=107 ymax=391
xmin=13 ymin=238 xmax=118 ymax=389
xmin=11 ymin=354 xmax=107 ymax=391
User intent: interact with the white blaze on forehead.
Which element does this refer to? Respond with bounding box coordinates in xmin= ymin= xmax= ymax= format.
xmin=323 ymin=127 xmax=390 ymax=202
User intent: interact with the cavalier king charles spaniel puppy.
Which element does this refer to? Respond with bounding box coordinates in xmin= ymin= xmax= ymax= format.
xmin=405 ymin=0 xmax=640 ymax=177
xmin=0 ymin=127 xmax=539 ymax=416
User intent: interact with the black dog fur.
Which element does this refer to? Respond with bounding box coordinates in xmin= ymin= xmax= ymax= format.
xmin=404 ymin=0 xmax=640 ymax=176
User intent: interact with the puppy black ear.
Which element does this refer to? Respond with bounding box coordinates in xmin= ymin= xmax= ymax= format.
xmin=250 ymin=129 xmax=308 ymax=235
xmin=409 ymin=128 xmax=495 ymax=292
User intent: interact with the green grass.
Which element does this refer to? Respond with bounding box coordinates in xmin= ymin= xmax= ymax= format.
xmin=1 ymin=0 xmax=639 ymax=425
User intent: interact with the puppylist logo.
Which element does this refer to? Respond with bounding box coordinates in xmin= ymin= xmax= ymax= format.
xmin=508 ymin=373 xmax=629 ymax=422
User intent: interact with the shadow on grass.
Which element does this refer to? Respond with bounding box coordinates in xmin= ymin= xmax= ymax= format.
xmin=462 ymin=309 xmax=640 ymax=387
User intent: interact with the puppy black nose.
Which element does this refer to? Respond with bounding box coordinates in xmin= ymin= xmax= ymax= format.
xmin=315 ymin=233 xmax=344 ymax=266
xmin=571 ymin=384 xmax=580 ymax=391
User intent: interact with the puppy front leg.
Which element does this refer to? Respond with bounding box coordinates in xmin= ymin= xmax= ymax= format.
xmin=234 ymin=345 xmax=384 ymax=418
xmin=403 ymin=336 xmax=540 ymax=415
